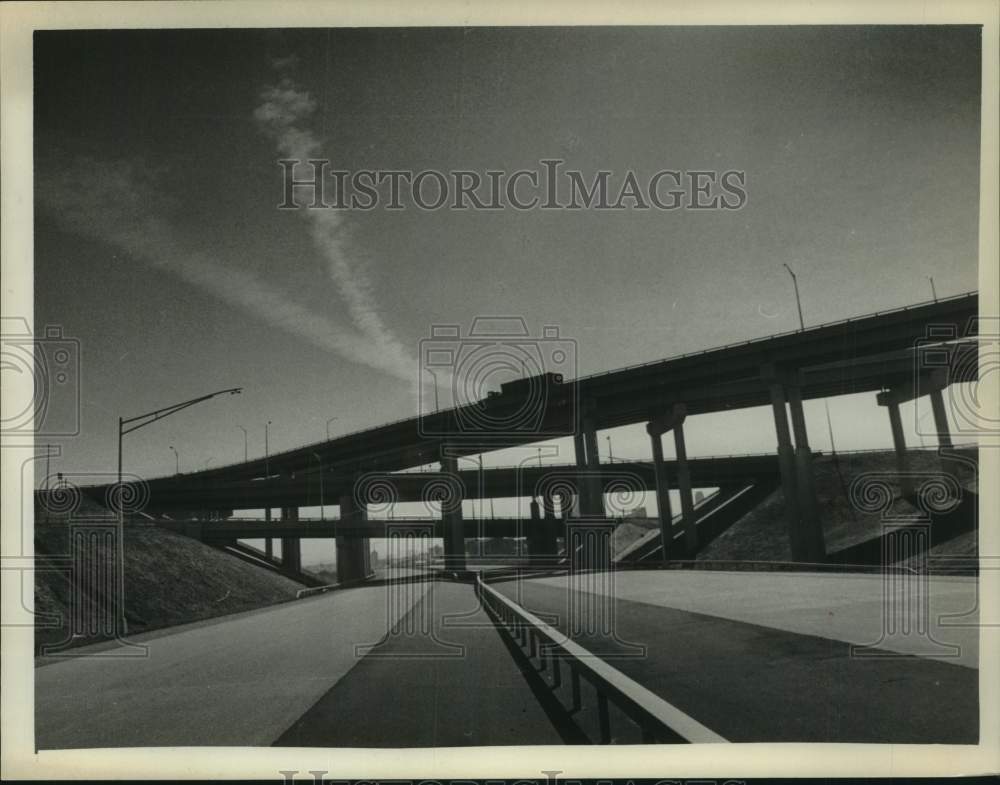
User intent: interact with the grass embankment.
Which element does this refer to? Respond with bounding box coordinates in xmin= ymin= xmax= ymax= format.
xmin=34 ymin=506 xmax=305 ymax=653
xmin=697 ymin=448 xmax=977 ymax=563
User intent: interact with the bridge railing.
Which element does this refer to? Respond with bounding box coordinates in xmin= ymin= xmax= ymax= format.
xmin=576 ymin=290 xmax=976 ymax=382
xmin=473 ymin=573 xmax=727 ymax=744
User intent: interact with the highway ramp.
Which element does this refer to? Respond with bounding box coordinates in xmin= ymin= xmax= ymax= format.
xmin=35 ymin=581 xmax=430 ymax=748
xmin=35 ymin=578 xmax=563 ymax=748
xmin=493 ymin=569 xmax=978 ymax=743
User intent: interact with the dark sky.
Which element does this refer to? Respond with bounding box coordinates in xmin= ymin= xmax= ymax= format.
xmin=34 ymin=26 xmax=982 ymax=498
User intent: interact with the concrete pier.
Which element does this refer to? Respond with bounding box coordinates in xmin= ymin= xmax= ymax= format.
xmin=280 ymin=506 xmax=302 ymax=573
xmin=336 ymin=492 xmax=372 ymax=583
xmin=672 ymin=406 xmax=698 ymax=556
xmin=786 ymin=383 xmax=825 ymax=562
xmin=768 ymin=377 xmax=805 ymax=560
xmin=440 ymin=454 xmax=466 ymax=570
xmin=647 ymin=421 xmax=674 ymax=561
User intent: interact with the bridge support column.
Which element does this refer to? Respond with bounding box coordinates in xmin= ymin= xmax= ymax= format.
xmin=786 ymin=385 xmax=826 ymax=562
xmin=881 ymin=398 xmax=915 ymax=498
xmin=582 ymin=412 xmax=605 ymax=517
xmin=572 ymin=431 xmax=587 ymax=518
xmin=264 ymin=507 xmax=273 ymax=559
xmin=672 ymin=407 xmax=698 ymax=557
xmin=929 ymin=388 xmax=953 ymax=450
xmin=527 ymin=496 xmax=542 ymax=557
xmin=647 ymin=423 xmax=674 ymax=561
xmin=768 ymin=377 xmax=805 ymax=561
xmin=336 ymin=492 xmax=372 ymax=583
xmin=280 ymin=507 xmax=302 ymax=574
xmin=541 ymin=492 xmax=559 ymax=558
xmin=878 ymin=369 xmax=955 ymax=484
xmin=441 ymin=454 xmax=466 ymax=571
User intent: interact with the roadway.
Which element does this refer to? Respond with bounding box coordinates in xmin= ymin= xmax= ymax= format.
xmin=35 ymin=568 xmax=980 ymax=746
xmin=34 ymin=578 xmax=561 ymax=748
xmin=274 ymin=581 xmax=565 ymax=746
xmin=491 ymin=569 xmax=979 ymax=743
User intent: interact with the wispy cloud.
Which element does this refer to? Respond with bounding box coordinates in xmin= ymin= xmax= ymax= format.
xmin=35 ymin=157 xmax=417 ymax=382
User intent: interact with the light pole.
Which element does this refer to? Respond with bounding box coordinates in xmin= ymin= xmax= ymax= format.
xmin=169 ymin=445 xmax=180 ymax=474
xmin=265 ymin=420 xmax=272 ymax=477
xmin=824 ymin=400 xmax=837 ymax=455
xmin=606 ymin=435 xmax=614 ymax=463
xmin=326 ymin=416 xmax=338 ymax=440
xmin=311 ymin=451 xmax=324 ymax=520
xmin=204 ymin=457 xmax=215 ymax=469
xmin=478 ymin=454 xmax=485 ymax=521
xmin=237 ymin=425 xmax=248 ymax=462
xmin=537 ymin=446 xmax=542 ymax=467
xmin=783 ymin=263 xmax=805 ymax=331
xmin=117 ymin=387 xmax=242 ymax=638
xmin=928 ymin=276 xmax=938 ymax=302
xmin=44 ymin=444 xmax=53 ymax=523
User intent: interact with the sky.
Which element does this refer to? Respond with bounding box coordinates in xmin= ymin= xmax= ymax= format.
xmin=30 ymin=26 xmax=982 ymax=561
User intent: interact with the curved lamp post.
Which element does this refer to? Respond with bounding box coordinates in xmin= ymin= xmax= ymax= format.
xmin=116 ymin=387 xmax=242 ymax=638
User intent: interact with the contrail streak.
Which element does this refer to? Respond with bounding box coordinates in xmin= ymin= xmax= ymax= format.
xmin=35 ymin=157 xmax=418 ymax=382
xmin=253 ymin=73 xmax=418 ymax=383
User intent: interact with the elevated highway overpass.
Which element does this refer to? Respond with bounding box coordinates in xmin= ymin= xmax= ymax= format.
xmin=65 ymin=292 xmax=979 ymax=574
xmin=108 ymin=452 xmax=783 ymax=511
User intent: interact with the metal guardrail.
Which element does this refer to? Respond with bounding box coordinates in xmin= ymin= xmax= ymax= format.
xmin=295 ymin=582 xmax=340 ymax=599
xmin=474 ymin=573 xmax=727 ymax=744
xmin=575 ymin=290 xmax=976 ymax=382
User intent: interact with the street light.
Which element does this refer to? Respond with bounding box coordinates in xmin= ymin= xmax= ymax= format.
xmin=606 ymin=435 xmax=614 ymax=463
xmin=42 ymin=444 xmax=56 ymax=523
xmin=236 ymin=425 xmax=248 ymax=462
xmin=928 ymin=276 xmax=938 ymax=302
xmin=117 ymin=387 xmax=242 ymax=637
xmin=311 ymin=451 xmax=325 ymax=520
xmin=169 ymin=445 xmax=180 ymax=474
xmin=478 ymin=454 xmax=485 ymax=521
xmin=265 ymin=420 xmax=272 ymax=477
xmin=326 ymin=416 xmax=339 ymax=440
xmin=782 ymin=263 xmax=805 ymax=331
